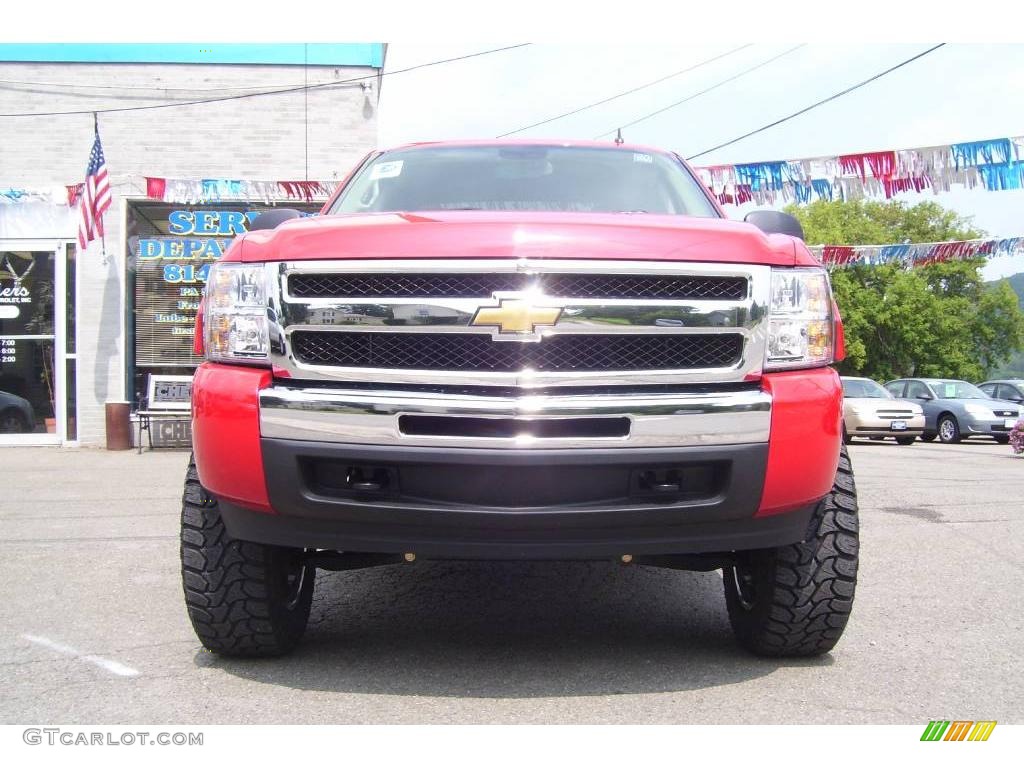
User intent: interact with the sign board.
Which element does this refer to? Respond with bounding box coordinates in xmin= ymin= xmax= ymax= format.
xmin=146 ymin=374 xmax=193 ymax=411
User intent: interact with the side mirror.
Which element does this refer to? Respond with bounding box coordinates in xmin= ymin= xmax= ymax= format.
xmin=918 ymin=394 xmax=933 ymax=401
xmin=744 ymin=210 xmax=805 ymax=240
xmin=249 ymin=208 xmax=304 ymax=231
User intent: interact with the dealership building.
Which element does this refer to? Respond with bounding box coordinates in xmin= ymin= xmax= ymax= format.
xmin=0 ymin=43 xmax=383 ymax=446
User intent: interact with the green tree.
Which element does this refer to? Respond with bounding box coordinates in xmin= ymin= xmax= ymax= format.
xmin=990 ymin=273 xmax=1024 ymax=377
xmin=919 ymin=261 xmax=1024 ymax=378
xmin=782 ymin=199 xmax=1024 ymax=380
xmin=784 ymin=199 xmax=983 ymax=245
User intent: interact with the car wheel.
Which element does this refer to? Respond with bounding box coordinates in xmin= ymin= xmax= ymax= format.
xmin=995 ymin=435 xmax=1010 ymax=445
xmin=0 ymin=408 xmax=30 ymax=433
xmin=920 ymin=432 xmax=936 ymax=442
xmin=895 ymin=436 xmax=916 ymax=445
xmin=180 ymin=454 xmax=314 ymax=657
xmin=938 ymin=415 xmax=961 ymax=444
xmin=723 ymin=444 xmax=858 ymax=657
xmin=842 ymin=423 xmax=852 ymax=445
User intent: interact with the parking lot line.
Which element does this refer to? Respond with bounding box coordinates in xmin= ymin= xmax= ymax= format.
xmin=21 ymin=634 xmax=139 ymax=678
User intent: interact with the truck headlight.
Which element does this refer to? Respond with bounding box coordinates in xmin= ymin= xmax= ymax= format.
xmin=965 ymin=404 xmax=994 ymax=419
xmin=765 ymin=268 xmax=833 ymax=371
xmin=204 ymin=262 xmax=270 ymax=364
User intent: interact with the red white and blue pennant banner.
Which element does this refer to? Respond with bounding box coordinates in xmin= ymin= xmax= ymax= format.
xmin=694 ymin=136 xmax=1024 ymax=206
xmin=809 ymin=236 xmax=1024 ymax=268
xmin=0 ymin=186 xmax=74 ymax=205
xmin=1 ymin=178 xmax=338 ymax=206
xmin=4 ymin=134 xmax=1024 ymax=208
xmin=143 ymin=177 xmax=335 ymax=205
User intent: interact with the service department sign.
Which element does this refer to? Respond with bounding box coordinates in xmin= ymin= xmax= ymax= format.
xmin=129 ymin=202 xmax=318 ymax=367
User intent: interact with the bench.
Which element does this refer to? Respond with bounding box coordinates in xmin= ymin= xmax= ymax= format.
xmin=136 ymin=374 xmax=193 ymax=453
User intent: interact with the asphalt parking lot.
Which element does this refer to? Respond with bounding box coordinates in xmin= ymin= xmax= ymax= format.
xmin=1 ymin=440 xmax=1022 ymax=724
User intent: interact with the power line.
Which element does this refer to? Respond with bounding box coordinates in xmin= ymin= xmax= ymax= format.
xmin=0 ymin=43 xmax=531 ymax=118
xmin=496 ymin=44 xmax=752 ymax=138
xmin=685 ymin=44 xmax=947 ymax=162
xmin=592 ymin=45 xmax=806 ymax=140
xmin=0 ymin=77 xmax=328 ymax=93
xmin=0 ymin=80 xmax=366 ymax=105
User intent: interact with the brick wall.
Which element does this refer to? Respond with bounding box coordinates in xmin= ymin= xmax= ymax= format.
xmin=0 ymin=62 xmax=379 ymax=445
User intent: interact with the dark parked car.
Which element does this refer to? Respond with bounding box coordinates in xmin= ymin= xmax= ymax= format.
xmin=0 ymin=390 xmax=35 ymax=433
xmin=884 ymin=378 xmax=1021 ymax=444
xmin=978 ymin=379 xmax=1024 ymax=406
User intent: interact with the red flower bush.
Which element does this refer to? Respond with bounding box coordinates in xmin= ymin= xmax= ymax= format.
xmin=1010 ymin=419 xmax=1024 ymax=455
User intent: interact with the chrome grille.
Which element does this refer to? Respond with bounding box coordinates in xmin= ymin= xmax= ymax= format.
xmin=291 ymin=331 xmax=744 ymax=372
xmin=288 ymin=272 xmax=748 ymax=300
xmin=269 ymin=259 xmax=770 ymax=387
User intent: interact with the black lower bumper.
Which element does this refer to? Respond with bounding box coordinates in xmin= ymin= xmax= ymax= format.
xmin=217 ymin=438 xmax=817 ymax=559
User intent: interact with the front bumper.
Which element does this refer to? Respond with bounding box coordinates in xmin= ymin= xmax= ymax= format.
xmin=258 ymin=383 xmax=772 ymax=449
xmin=217 ymin=438 xmax=816 ymax=558
xmin=191 ymin=364 xmax=843 ymax=558
xmin=962 ymin=417 xmax=1018 ymax=436
xmin=846 ymin=412 xmax=925 ymax=437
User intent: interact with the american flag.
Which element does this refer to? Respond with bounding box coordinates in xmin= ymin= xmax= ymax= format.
xmin=77 ymin=126 xmax=112 ymax=252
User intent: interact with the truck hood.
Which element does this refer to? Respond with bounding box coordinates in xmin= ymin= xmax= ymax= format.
xmin=237 ymin=211 xmax=811 ymax=266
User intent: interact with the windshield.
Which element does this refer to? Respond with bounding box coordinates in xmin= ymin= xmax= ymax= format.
xmin=923 ymin=380 xmax=988 ymax=399
xmin=330 ymin=145 xmax=719 ymax=217
xmin=842 ymin=379 xmax=892 ymax=398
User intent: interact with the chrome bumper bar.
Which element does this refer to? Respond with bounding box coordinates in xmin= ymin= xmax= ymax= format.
xmin=259 ymin=385 xmax=772 ymax=449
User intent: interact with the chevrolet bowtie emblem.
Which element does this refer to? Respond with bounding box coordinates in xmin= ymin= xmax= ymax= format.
xmin=470 ymin=295 xmax=562 ymax=339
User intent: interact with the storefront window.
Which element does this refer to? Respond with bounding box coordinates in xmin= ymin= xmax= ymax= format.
xmin=65 ymin=243 xmax=76 ymax=354
xmin=0 ymin=250 xmax=57 ymax=434
xmin=126 ymin=201 xmax=319 ymax=407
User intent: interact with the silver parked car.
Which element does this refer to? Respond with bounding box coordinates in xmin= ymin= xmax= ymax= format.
xmin=841 ymin=376 xmax=924 ymax=444
xmin=978 ymin=379 xmax=1024 ymax=406
xmin=884 ymin=378 xmax=1022 ymax=444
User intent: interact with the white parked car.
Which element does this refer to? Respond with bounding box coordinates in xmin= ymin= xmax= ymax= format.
xmin=841 ymin=377 xmax=925 ymax=445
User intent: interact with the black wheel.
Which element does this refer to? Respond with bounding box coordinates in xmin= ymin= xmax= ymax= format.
xmin=842 ymin=423 xmax=852 ymax=445
xmin=920 ymin=432 xmax=937 ymax=442
xmin=0 ymin=408 xmax=30 ymax=434
xmin=724 ymin=444 xmax=858 ymax=657
xmin=895 ymin=436 xmax=916 ymax=446
xmin=180 ymin=455 xmax=314 ymax=657
xmin=995 ymin=435 xmax=1010 ymax=445
xmin=938 ymin=414 xmax=961 ymax=444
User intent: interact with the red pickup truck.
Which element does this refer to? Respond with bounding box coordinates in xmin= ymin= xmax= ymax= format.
xmin=182 ymin=140 xmax=858 ymax=659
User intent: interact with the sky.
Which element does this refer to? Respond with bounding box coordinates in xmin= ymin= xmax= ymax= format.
xmin=376 ymin=43 xmax=1024 ymax=280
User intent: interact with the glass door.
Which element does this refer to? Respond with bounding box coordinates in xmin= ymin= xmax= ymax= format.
xmin=0 ymin=241 xmax=68 ymax=445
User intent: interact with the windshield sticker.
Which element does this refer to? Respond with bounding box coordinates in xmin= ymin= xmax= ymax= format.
xmin=943 ymin=385 xmax=957 ymax=398
xmin=370 ymin=160 xmax=404 ymax=180
xmin=633 ymin=153 xmax=654 ymax=164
